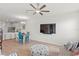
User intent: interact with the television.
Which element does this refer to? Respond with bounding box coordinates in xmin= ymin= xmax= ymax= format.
xmin=40 ymin=24 xmax=56 ymax=34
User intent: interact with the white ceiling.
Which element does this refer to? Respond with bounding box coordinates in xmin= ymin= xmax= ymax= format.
xmin=0 ymin=3 xmax=79 ymax=22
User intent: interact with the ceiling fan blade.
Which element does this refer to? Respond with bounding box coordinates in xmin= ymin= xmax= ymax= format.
xmin=39 ymin=12 xmax=43 ymax=15
xmin=40 ymin=5 xmax=46 ymax=10
xmin=37 ymin=3 xmax=39 ymax=7
xmin=30 ymin=4 xmax=36 ymax=9
xmin=33 ymin=12 xmax=36 ymax=15
xmin=41 ymin=10 xmax=50 ymax=12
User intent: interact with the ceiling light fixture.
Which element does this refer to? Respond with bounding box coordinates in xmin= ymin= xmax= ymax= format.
xmin=15 ymin=15 xmax=29 ymax=19
xmin=17 ymin=16 xmax=28 ymax=19
xmin=35 ymin=10 xmax=40 ymax=13
xmin=20 ymin=21 xmax=25 ymax=24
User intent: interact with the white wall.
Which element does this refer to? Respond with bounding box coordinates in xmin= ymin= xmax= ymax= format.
xmin=26 ymin=12 xmax=79 ymax=46
xmin=0 ymin=11 xmax=79 ymax=46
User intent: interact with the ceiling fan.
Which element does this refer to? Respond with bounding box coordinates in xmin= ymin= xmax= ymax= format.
xmin=26 ymin=3 xmax=50 ymax=15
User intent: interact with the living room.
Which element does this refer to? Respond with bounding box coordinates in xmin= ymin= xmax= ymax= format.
xmin=0 ymin=3 xmax=79 ymax=56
